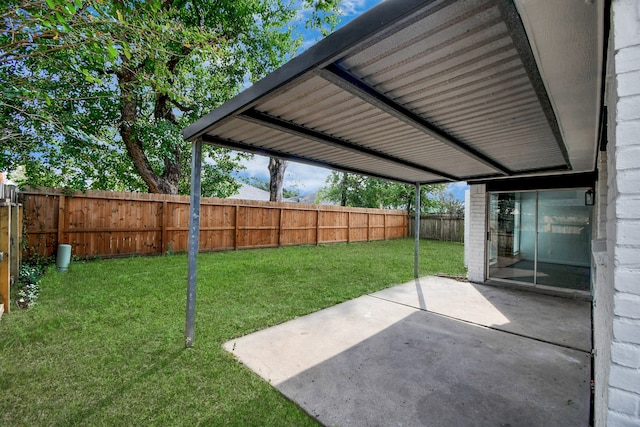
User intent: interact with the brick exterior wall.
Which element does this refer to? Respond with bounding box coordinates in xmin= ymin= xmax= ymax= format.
xmin=602 ymin=1 xmax=640 ymax=424
xmin=466 ymin=184 xmax=486 ymax=283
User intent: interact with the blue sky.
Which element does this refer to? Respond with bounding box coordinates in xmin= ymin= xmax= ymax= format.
xmin=233 ymin=0 xmax=469 ymax=200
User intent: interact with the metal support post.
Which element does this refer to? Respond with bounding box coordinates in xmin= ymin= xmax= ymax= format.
xmin=185 ymin=139 xmax=202 ymax=348
xmin=414 ymin=183 xmax=420 ymax=279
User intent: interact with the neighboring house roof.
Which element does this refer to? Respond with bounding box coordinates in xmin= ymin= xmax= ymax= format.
xmin=285 ymin=192 xmax=337 ymax=206
xmin=228 ymin=185 xmax=337 ymax=205
xmin=226 ymin=183 xmax=270 ymax=201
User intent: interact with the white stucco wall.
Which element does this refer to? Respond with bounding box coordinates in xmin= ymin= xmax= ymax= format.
xmin=601 ymin=1 xmax=640 ymax=424
xmin=466 ymin=184 xmax=486 ymax=283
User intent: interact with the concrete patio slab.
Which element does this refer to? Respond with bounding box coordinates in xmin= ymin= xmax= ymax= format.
xmin=224 ymin=277 xmax=591 ymax=426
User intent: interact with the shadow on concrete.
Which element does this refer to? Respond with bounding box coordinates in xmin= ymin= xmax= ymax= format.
xmin=276 ymin=310 xmax=590 ymax=427
xmin=414 ymin=277 xmax=427 ymax=311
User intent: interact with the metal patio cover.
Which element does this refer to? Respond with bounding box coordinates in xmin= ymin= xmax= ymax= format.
xmin=182 ymin=0 xmax=601 ymax=185
xmin=181 ymin=0 xmax=602 ymax=346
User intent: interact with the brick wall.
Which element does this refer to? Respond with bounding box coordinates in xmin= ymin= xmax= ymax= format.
xmin=603 ymin=1 xmax=640 ymax=424
xmin=466 ymin=184 xmax=486 ymax=283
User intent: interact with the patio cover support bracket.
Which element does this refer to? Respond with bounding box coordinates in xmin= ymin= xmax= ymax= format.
xmin=240 ymin=109 xmax=458 ymax=181
xmin=185 ymin=138 xmax=202 ymax=348
xmin=318 ymin=64 xmax=513 ymax=176
xmin=414 ymin=183 xmax=420 ymax=279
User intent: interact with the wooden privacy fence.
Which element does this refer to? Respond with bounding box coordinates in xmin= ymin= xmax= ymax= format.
xmin=409 ymin=214 xmax=464 ymax=243
xmin=21 ymin=187 xmax=408 ymax=259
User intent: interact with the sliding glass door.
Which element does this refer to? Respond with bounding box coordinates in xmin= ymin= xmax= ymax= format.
xmin=487 ymin=189 xmax=592 ymax=292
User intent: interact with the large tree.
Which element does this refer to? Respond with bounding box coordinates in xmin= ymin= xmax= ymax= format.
xmin=1 ymin=0 xmax=340 ymax=195
xmin=316 ymin=171 xmax=448 ymax=214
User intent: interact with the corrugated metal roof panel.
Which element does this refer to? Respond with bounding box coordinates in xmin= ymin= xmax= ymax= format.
xmin=184 ymin=0 xmax=600 ymax=185
xmin=210 ymin=118 xmax=445 ymax=183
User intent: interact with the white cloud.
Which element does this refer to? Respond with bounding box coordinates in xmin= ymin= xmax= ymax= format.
xmin=340 ymin=0 xmax=369 ymax=16
xmin=447 ymin=182 xmax=470 ymax=201
xmin=285 ymin=161 xmax=332 ymax=194
xmin=237 ymin=154 xmax=269 ymax=178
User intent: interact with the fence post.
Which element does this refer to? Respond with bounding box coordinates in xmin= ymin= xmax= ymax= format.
xmin=161 ymin=200 xmax=168 ymax=254
xmin=0 ymin=203 xmax=10 ymax=314
xmin=383 ymin=214 xmax=387 ymax=240
xmin=278 ymin=208 xmax=283 ymax=247
xmin=234 ymin=205 xmax=240 ymax=250
xmin=366 ymin=213 xmax=370 ymax=241
xmin=316 ymin=210 xmax=320 ymax=245
xmin=57 ymin=194 xmax=65 ymax=246
xmin=10 ymin=204 xmax=22 ymax=284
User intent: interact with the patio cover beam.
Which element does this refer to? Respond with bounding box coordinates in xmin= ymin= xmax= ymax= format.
xmin=239 ymin=109 xmax=459 ymax=181
xmin=495 ymin=0 xmax=570 ymax=168
xmin=317 ymin=64 xmax=513 ymax=176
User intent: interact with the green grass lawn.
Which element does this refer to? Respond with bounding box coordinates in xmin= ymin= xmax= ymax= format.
xmin=0 ymin=239 xmax=464 ymax=426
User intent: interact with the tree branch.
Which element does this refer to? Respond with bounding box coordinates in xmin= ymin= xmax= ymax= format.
xmin=167 ymin=97 xmax=194 ymax=113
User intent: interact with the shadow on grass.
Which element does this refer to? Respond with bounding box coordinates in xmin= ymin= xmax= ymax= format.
xmin=64 ymin=348 xmax=185 ymax=425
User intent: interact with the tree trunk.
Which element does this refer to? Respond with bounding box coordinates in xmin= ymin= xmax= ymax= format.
xmin=154 ymin=92 xmax=181 ymax=194
xmin=268 ymin=157 xmax=287 ymax=202
xmin=340 ymin=173 xmax=348 ymax=206
xmin=117 ymin=66 xmax=181 ymax=194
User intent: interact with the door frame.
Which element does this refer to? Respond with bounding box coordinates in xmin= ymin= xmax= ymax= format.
xmin=485 ymin=187 xmax=593 ymax=297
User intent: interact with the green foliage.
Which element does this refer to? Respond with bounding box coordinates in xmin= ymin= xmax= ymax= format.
xmin=15 ymin=264 xmax=45 ymax=308
xmin=304 ymin=0 xmax=341 ymax=37
xmin=16 ymin=282 xmax=40 ymax=309
xmin=431 ymin=190 xmax=465 ymax=216
xmin=316 ymin=172 xmax=447 ymax=214
xmin=1 ymin=0 xmax=342 ymax=195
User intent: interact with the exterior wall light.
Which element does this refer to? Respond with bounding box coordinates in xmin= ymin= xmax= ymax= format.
xmin=585 ymin=188 xmax=595 ymax=206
